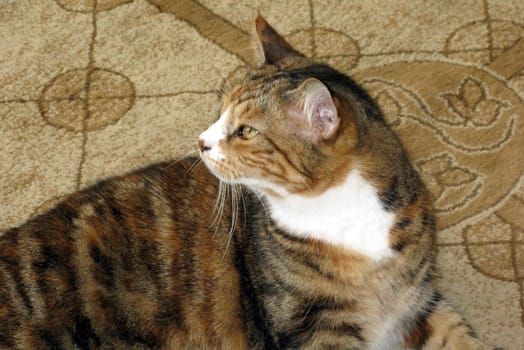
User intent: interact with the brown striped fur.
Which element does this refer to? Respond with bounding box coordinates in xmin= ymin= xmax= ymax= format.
xmin=0 ymin=16 xmax=500 ymax=349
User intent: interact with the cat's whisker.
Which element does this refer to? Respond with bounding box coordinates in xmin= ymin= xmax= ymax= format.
xmin=223 ymin=184 xmax=239 ymax=258
xmin=300 ymin=178 xmax=315 ymax=196
xmin=233 ymin=169 xmax=271 ymax=228
xmin=231 ymin=185 xmax=238 ymax=233
xmin=234 ymin=186 xmax=241 ymax=225
xmin=164 ymin=150 xmax=199 ymax=169
xmin=238 ymin=184 xmax=248 ymax=232
xmin=233 ymin=173 xmax=250 ymax=233
xmin=218 ymin=182 xmax=229 ymax=234
xmin=184 ymin=158 xmax=203 ymax=178
xmin=220 ymin=183 xmax=233 ymax=240
xmin=210 ymin=181 xmax=226 ymax=236
xmin=210 ymin=181 xmax=224 ymax=226
xmin=251 ymin=189 xmax=271 ymax=229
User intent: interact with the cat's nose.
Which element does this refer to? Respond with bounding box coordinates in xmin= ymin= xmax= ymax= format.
xmin=198 ymin=138 xmax=211 ymax=152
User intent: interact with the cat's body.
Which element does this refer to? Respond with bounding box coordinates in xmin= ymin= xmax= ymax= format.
xmin=0 ymin=17 xmax=498 ymax=350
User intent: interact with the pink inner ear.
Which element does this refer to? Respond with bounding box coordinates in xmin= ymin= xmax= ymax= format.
xmin=318 ymin=105 xmax=335 ymax=122
xmin=288 ymin=78 xmax=340 ymax=142
xmin=317 ymin=104 xmax=339 ymax=138
xmin=304 ymin=83 xmax=339 ymax=141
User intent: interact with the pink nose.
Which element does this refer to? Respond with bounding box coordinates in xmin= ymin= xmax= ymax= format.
xmin=198 ymin=139 xmax=210 ymax=152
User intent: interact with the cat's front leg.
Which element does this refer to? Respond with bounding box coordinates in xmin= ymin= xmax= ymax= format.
xmin=413 ymin=300 xmax=502 ymax=350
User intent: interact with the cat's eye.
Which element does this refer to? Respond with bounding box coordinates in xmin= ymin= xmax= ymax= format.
xmin=236 ymin=125 xmax=259 ymax=140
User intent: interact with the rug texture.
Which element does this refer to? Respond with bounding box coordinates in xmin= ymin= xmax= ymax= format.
xmin=1 ymin=1 xmax=523 ymax=348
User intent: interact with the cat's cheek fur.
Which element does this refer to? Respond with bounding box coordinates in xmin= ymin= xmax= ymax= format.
xmin=266 ymin=168 xmax=396 ymax=261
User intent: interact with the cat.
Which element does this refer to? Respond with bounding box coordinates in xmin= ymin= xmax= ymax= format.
xmin=0 ymin=16 xmax=500 ymax=350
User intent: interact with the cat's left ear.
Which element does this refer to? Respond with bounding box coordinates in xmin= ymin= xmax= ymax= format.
xmin=255 ymin=15 xmax=303 ymax=65
xmin=289 ymin=78 xmax=340 ymax=143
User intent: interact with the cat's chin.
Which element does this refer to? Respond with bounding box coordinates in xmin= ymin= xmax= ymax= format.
xmin=212 ymin=175 xmax=288 ymax=198
xmin=200 ymin=156 xmax=231 ymax=181
xmin=200 ymin=156 xmax=286 ymax=196
xmin=204 ymin=166 xmax=233 ymax=184
xmin=234 ymin=178 xmax=289 ymax=198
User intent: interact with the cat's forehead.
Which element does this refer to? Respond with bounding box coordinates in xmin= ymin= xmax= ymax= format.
xmin=221 ymin=69 xmax=295 ymax=111
xmin=221 ymin=85 xmax=252 ymax=115
xmin=221 ymin=60 xmax=336 ymax=116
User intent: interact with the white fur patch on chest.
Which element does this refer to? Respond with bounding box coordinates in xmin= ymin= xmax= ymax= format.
xmin=266 ymin=170 xmax=395 ymax=261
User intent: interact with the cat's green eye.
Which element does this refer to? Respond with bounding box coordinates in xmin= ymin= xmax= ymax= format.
xmin=236 ymin=125 xmax=259 ymax=140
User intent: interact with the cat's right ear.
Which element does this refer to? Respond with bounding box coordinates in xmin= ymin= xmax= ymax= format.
xmin=289 ymin=78 xmax=341 ymax=143
xmin=255 ymin=15 xmax=303 ymax=65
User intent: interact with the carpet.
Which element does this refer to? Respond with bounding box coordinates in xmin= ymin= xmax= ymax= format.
xmin=1 ymin=1 xmax=523 ymax=348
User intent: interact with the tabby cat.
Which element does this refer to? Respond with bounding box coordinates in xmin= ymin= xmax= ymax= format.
xmin=0 ymin=16 xmax=499 ymax=350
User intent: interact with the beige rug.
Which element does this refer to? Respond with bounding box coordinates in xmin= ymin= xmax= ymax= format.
xmin=1 ymin=1 xmax=523 ymax=348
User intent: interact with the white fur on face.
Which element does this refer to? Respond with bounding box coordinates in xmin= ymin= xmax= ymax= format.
xmin=266 ymin=168 xmax=395 ymax=261
xmin=199 ymin=107 xmax=230 ymax=162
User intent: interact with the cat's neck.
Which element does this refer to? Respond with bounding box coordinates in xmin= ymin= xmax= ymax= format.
xmin=264 ymin=169 xmax=396 ymax=261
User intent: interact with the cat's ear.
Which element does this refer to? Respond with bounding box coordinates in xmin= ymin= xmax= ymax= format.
xmin=255 ymin=15 xmax=303 ymax=65
xmin=290 ymin=78 xmax=340 ymax=143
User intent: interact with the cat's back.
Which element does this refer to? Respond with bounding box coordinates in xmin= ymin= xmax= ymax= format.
xmin=0 ymin=158 xmax=249 ymax=349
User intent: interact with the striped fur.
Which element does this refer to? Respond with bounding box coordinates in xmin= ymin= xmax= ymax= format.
xmin=0 ymin=16 xmax=499 ymax=349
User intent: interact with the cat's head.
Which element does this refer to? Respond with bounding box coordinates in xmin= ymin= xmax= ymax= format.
xmin=199 ymin=16 xmax=379 ymax=198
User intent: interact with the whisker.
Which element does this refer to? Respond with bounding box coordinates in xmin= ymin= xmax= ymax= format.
xmin=231 ymin=185 xmax=238 ymax=233
xmin=210 ymin=181 xmax=224 ymax=226
xmin=302 ymin=180 xmax=314 ymax=196
xmin=220 ymin=183 xmax=229 ymax=235
xmin=165 ymin=150 xmax=199 ymax=169
xmin=238 ymin=184 xmax=248 ymax=232
xmin=251 ymin=189 xmax=271 ymax=229
xmin=235 ymin=170 xmax=271 ymax=230
xmin=211 ymin=181 xmax=226 ymax=235
xmin=184 ymin=158 xmax=203 ymax=178
xmin=234 ymin=169 xmax=271 ymax=230
xmin=218 ymin=183 xmax=231 ymax=239
xmin=223 ymin=183 xmax=241 ymax=258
